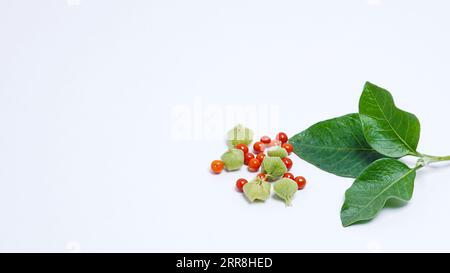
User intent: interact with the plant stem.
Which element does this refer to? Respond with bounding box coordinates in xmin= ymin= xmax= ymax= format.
xmin=416 ymin=154 xmax=450 ymax=167
xmin=423 ymin=154 xmax=450 ymax=162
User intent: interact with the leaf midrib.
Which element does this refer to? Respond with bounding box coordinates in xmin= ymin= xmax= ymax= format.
xmin=345 ymin=167 xmax=415 ymax=225
xmin=298 ymin=143 xmax=377 ymax=152
xmin=366 ymin=87 xmax=416 ymax=154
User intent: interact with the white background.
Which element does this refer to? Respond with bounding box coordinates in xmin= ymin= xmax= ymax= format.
xmin=1 ymin=0 xmax=450 ymax=252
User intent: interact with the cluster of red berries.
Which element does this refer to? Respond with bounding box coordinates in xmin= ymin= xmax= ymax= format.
xmin=211 ymin=132 xmax=307 ymax=193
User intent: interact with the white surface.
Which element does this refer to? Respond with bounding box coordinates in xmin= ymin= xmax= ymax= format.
xmin=1 ymin=0 xmax=450 ymax=252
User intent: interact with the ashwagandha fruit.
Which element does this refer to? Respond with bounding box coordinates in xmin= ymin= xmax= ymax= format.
xmin=227 ymin=124 xmax=253 ymax=148
xmin=221 ymin=148 xmax=244 ymax=171
xmin=243 ymin=177 xmax=271 ymax=202
xmin=273 ymin=178 xmax=298 ymax=206
xmin=267 ymin=146 xmax=288 ymax=158
xmin=261 ymin=156 xmax=287 ymax=181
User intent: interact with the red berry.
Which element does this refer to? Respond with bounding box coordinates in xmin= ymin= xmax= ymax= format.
xmin=257 ymin=173 xmax=267 ymax=181
xmin=283 ymin=172 xmax=295 ymax=180
xmin=244 ymin=152 xmax=255 ymax=165
xmin=294 ymin=176 xmax=306 ymax=190
xmin=235 ymin=144 xmax=249 ymax=155
xmin=211 ymin=160 xmax=224 ymax=174
xmin=282 ymin=157 xmax=293 ymax=170
xmin=253 ymin=141 xmax=265 ymax=153
xmin=248 ymin=158 xmax=261 ymax=172
xmin=276 ymin=132 xmax=288 ymax=144
xmin=260 ymin=136 xmax=271 ymax=144
xmin=256 ymin=152 xmax=265 ymax=162
xmin=236 ymin=178 xmax=248 ymax=192
xmin=282 ymin=143 xmax=294 ymax=155
xmin=267 ymin=139 xmax=282 ymax=147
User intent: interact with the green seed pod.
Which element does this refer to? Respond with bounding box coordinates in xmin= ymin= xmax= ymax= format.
xmin=243 ymin=178 xmax=271 ymax=202
xmin=273 ymin=178 xmax=298 ymax=206
xmin=221 ymin=148 xmax=244 ymax=171
xmin=227 ymin=124 xmax=253 ymax=147
xmin=261 ymin=156 xmax=287 ymax=181
xmin=267 ymin=146 xmax=288 ymax=158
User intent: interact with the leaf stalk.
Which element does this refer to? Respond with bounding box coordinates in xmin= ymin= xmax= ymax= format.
xmin=416 ymin=154 xmax=450 ymax=167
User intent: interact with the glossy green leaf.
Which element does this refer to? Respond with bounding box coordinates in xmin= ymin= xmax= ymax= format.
xmin=359 ymin=82 xmax=421 ymax=157
xmin=289 ymin=113 xmax=385 ymax=178
xmin=341 ymin=158 xmax=416 ymax=227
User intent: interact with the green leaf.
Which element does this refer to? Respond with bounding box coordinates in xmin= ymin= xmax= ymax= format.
xmin=273 ymin=178 xmax=298 ymax=206
xmin=340 ymin=158 xmax=416 ymax=227
xmin=359 ymin=82 xmax=421 ymax=157
xmin=289 ymin=113 xmax=385 ymax=178
xmin=261 ymin=156 xmax=287 ymax=181
xmin=243 ymin=179 xmax=271 ymax=202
